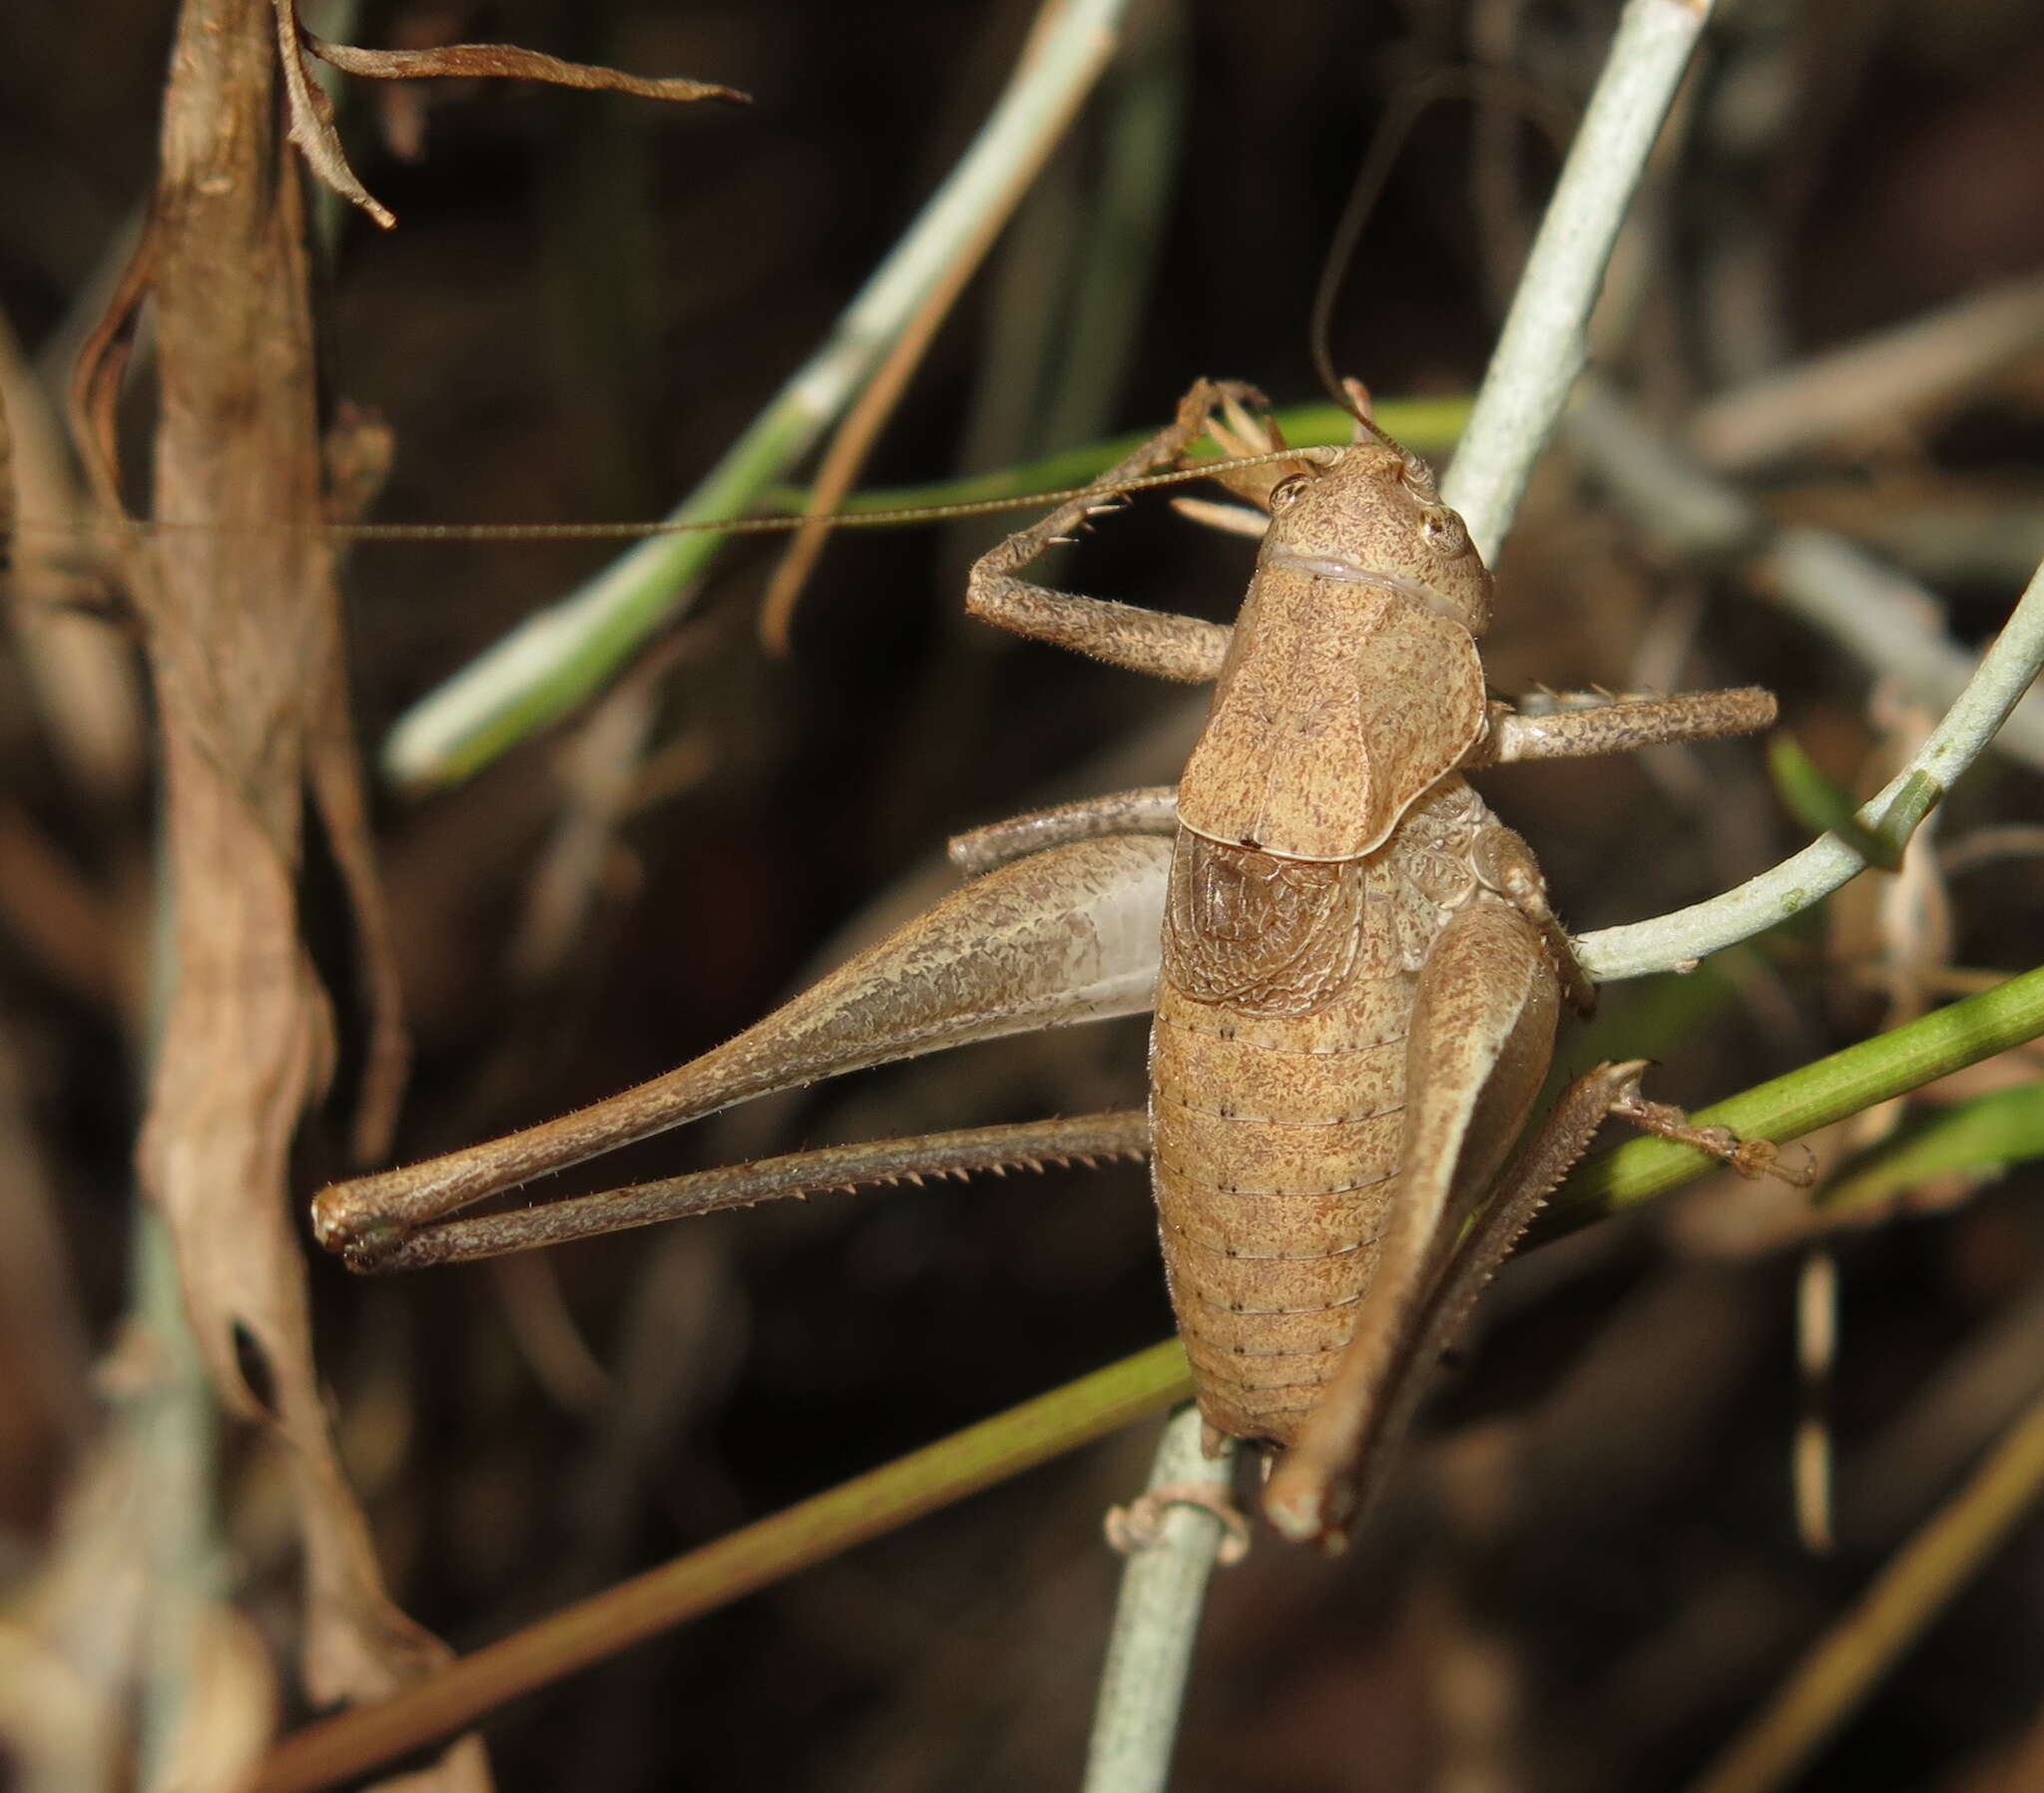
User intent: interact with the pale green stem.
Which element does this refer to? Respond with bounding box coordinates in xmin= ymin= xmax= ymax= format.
xmin=1441 ymin=0 xmax=1715 ymax=559
xmin=1563 ymin=379 xmax=2044 ymax=770
xmin=132 ymin=1207 xmax=224 ymax=1787
xmin=1577 ymin=548 xmax=2044 ymax=981
xmin=132 ymin=817 xmax=223 ymax=1786
xmin=1082 ymin=1407 xmax=1238 ymax=1793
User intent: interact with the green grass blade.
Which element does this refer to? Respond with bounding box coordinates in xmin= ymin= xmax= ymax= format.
xmin=253 ymin=1340 xmax=1193 ymax=1792
xmin=1820 ymin=1079 xmax=2044 ymax=1212
xmin=1542 ymin=963 xmax=2044 ymax=1237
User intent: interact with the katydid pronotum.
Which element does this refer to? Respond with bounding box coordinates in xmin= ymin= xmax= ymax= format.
xmin=313 ymin=378 xmax=1783 ymax=1551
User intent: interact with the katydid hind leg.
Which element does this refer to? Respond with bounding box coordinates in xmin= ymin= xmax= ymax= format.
xmin=1278 ymin=1059 xmax=1654 ymax=1540
xmin=1610 ymin=1085 xmax=1814 ymax=1185
xmin=360 ymin=1111 xmax=1151 ymax=1271
xmin=312 ymin=833 xmax=1172 ymax=1258
xmin=1264 ymin=898 xmax=1561 ymax=1550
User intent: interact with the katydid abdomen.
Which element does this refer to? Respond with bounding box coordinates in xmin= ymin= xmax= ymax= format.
xmin=1152 ymin=777 xmax=1553 ymax=1450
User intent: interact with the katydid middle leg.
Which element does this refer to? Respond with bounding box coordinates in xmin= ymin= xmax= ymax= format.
xmin=1475 ymin=687 xmax=1778 ymax=766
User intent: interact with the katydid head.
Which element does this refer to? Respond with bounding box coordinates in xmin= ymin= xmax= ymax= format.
xmin=1258 ymin=439 xmax=1493 ymax=637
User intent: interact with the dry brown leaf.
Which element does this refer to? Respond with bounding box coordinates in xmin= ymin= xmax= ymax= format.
xmin=269 ymin=0 xmax=395 ymax=228
xmin=303 ymin=31 xmax=749 ymax=105
xmin=66 ymin=4 xmax=475 ymax=1785
xmin=309 ymin=607 xmax=411 ymax=1165
xmin=4 ymin=1421 xmax=149 ymax=1793
xmin=152 ymin=1608 xmax=279 ymax=1793
xmin=311 ymin=403 xmax=408 ymax=1160
xmin=267 ymin=0 xmax=745 ymax=226
xmin=0 ymin=1620 xmax=121 ymax=1793
xmin=0 ymin=333 xmax=13 ymax=554
xmin=0 ymin=303 xmax=141 ymax=806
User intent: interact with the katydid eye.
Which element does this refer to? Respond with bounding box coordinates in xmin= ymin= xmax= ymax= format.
xmin=1270 ymin=474 xmax=1312 ymax=510
xmin=1420 ymin=510 xmax=1469 ymax=556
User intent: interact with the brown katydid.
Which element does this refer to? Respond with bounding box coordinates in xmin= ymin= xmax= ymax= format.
xmin=311 ymin=377 xmax=1782 ymax=1550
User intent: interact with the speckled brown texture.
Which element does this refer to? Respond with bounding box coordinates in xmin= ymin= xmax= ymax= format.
xmin=1152 ymin=778 xmax=1560 ymax=1452
xmin=1175 ymin=563 xmax=1489 ymax=860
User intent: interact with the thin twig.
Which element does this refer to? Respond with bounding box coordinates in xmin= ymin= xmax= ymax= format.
xmin=1844 ymin=1274 xmax=2044 ymax=1551
xmin=1688 ymin=269 xmax=2044 ymax=471
xmin=1082 ymin=1407 xmax=1240 ymax=1793
xmin=1564 ymin=378 xmax=2044 ymax=771
xmin=1576 ymin=548 xmax=2044 ymax=981
xmin=1940 ymin=823 xmax=2044 ymax=876
xmin=382 ymin=0 xmax=1132 ymax=789
xmin=756 ymin=2 xmax=1111 ymax=654
xmin=1683 ymin=1385 xmax=2044 ymax=1793
xmin=249 ymin=1342 xmax=1194 ymax=1793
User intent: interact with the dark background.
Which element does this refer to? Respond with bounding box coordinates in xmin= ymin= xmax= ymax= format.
xmin=4 ymin=2 xmax=2044 ymax=1788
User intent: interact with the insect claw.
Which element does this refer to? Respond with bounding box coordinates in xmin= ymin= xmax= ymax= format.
xmin=1106 ymin=1484 xmax=1253 ymax=1564
xmin=1611 ymin=1089 xmax=1808 ymax=1185
xmin=1215 ymin=388 xmax=1279 ymax=458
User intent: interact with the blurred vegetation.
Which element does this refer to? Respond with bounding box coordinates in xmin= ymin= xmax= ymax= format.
xmin=3 ymin=2 xmax=2044 ymax=1789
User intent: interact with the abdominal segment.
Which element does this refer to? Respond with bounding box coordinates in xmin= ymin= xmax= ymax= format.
xmin=1152 ymin=818 xmax=1474 ymax=1447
